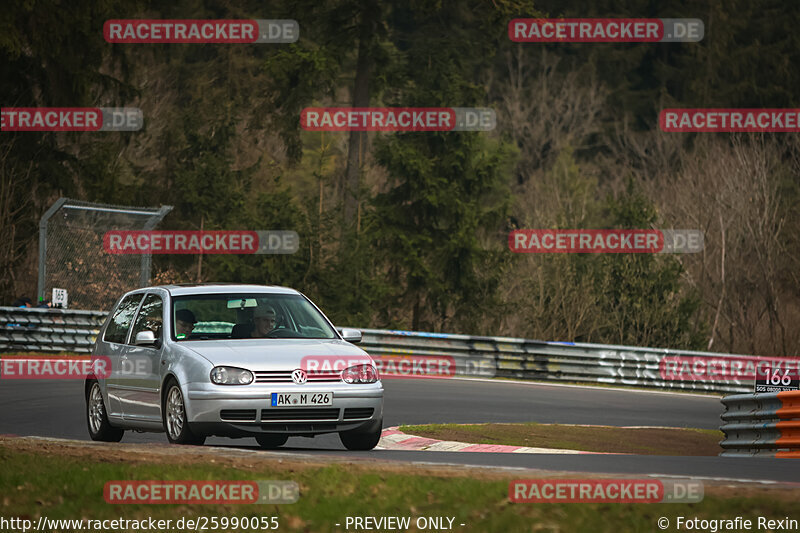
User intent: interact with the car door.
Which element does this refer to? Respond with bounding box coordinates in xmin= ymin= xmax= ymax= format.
xmin=118 ymin=292 xmax=165 ymax=425
xmin=103 ymin=293 xmax=145 ymax=418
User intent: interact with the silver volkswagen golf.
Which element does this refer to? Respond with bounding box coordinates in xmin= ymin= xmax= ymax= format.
xmin=85 ymin=284 xmax=384 ymax=450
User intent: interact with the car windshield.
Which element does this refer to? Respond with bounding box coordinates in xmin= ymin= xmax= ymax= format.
xmin=171 ymin=293 xmax=337 ymax=341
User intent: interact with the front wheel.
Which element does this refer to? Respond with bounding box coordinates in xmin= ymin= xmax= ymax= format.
xmin=162 ymin=379 xmax=206 ymax=445
xmin=86 ymin=380 xmax=124 ymax=442
xmin=339 ymin=418 xmax=382 ymax=451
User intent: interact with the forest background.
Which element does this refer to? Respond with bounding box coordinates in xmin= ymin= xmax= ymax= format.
xmin=2 ymin=0 xmax=799 ymax=356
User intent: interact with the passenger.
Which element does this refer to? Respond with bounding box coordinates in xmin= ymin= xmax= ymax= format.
xmin=175 ymin=309 xmax=197 ymax=338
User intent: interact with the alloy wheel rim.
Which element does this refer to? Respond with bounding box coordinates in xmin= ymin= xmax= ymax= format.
xmin=88 ymin=384 xmax=104 ymax=434
xmin=166 ymin=386 xmax=185 ymax=439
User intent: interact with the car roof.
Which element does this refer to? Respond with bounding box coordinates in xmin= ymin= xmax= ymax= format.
xmin=146 ymin=283 xmax=301 ymax=297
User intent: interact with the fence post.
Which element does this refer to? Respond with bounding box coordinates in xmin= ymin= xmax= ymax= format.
xmin=37 ymin=197 xmax=67 ymax=304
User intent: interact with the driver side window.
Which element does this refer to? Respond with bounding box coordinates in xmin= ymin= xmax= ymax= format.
xmin=103 ymin=294 xmax=143 ymax=344
xmin=130 ymin=294 xmax=163 ymax=344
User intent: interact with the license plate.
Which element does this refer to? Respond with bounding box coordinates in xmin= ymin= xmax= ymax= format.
xmin=270 ymin=392 xmax=332 ymax=407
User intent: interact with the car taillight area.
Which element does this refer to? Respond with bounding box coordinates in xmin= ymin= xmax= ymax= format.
xmin=342 ymin=364 xmax=379 ymax=384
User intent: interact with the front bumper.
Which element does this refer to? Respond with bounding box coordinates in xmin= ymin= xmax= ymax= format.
xmin=185 ymin=381 xmax=383 ymax=437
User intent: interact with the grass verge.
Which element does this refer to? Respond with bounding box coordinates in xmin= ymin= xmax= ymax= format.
xmin=0 ymin=438 xmax=798 ymax=533
xmin=398 ymin=423 xmax=724 ymax=455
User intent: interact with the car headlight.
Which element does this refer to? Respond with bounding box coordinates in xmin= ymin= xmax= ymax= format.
xmin=210 ymin=366 xmax=254 ymax=385
xmin=342 ymin=364 xmax=379 ymax=384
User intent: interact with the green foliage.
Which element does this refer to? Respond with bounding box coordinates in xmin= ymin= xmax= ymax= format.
xmin=261 ymin=44 xmax=341 ymax=162
xmin=2 ymin=0 xmax=794 ymax=354
xmin=366 ymin=0 xmax=521 ymax=332
xmin=508 ymin=152 xmax=705 ymax=349
xmin=372 ymin=133 xmax=515 ymax=332
xmin=592 ymin=182 xmax=706 ymax=349
xmin=204 ymin=179 xmax=309 ymax=288
xmin=534 ymin=0 xmax=800 ymax=128
xmin=0 ymin=0 xmax=143 ymax=300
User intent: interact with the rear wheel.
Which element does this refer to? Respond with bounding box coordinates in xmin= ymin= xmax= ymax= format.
xmin=86 ymin=380 xmax=124 ymax=442
xmin=162 ymin=378 xmax=206 ymax=445
xmin=339 ymin=418 xmax=382 ymax=451
xmin=255 ymin=434 xmax=288 ymax=449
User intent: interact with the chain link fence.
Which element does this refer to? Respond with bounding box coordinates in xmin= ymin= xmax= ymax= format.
xmin=37 ymin=198 xmax=172 ymax=310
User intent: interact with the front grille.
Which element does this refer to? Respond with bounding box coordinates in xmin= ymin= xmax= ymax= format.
xmin=260 ymin=408 xmax=340 ymax=422
xmin=220 ymin=409 xmax=257 ymax=422
xmin=253 ymin=370 xmax=342 ymax=383
xmin=343 ymin=408 xmax=374 ymax=420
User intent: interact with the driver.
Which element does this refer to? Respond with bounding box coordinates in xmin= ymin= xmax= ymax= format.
xmin=175 ymin=309 xmax=197 ymax=338
xmin=251 ymin=305 xmax=278 ymax=337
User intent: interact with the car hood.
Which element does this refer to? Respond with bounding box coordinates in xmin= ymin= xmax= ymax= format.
xmin=181 ymin=338 xmax=372 ymax=370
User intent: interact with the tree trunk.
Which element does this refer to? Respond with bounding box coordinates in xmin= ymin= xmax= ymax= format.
xmin=412 ymin=294 xmax=420 ymax=332
xmin=343 ymin=5 xmax=376 ymax=226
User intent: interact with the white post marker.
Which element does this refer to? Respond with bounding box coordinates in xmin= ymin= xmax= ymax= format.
xmin=52 ymin=288 xmax=68 ymax=309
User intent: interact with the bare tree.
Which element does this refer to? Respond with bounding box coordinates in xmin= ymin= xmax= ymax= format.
xmin=493 ymin=49 xmax=608 ymax=340
xmin=645 ymin=135 xmax=798 ymax=356
xmin=495 ymin=48 xmax=606 ymax=181
xmin=0 ymin=138 xmax=34 ymax=302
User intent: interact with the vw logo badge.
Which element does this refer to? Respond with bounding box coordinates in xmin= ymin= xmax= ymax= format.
xmin=292 ymin=369 xmax=307 ymax=384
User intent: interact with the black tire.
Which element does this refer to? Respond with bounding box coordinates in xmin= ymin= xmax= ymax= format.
xmin=162 ymin=378 xmax=206 ymax=445
xmin=255 ymin=434 xmax=289 ymax=449
xmin=339 ymin=418 xmax=382 ymax=451
xmin=86 ymin=379 xmax=124 ymax=442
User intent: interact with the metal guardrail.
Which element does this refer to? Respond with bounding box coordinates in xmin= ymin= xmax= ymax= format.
xmin=719 ymin=391 xmax=800 ymax=457
xmin=2 ymin=307 xmax=797 ymax=393
xmin=357 ymin=328 xmax=776 ymax=393
xmin=0 ymin=306 xmax=107 ymax=353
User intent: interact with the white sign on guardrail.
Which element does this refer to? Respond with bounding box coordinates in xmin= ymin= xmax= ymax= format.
xmin=52 ymin=288 xmax=68 ymax=309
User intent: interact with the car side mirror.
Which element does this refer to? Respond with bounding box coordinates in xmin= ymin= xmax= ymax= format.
xmin=340 ymin=328 xmax=362 ymax=344
xmin=134 ymin=330 xmax=158 ymax=347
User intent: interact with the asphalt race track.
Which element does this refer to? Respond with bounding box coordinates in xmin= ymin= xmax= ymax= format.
xmin=1 ymin=378 xmax=798 ymax=482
